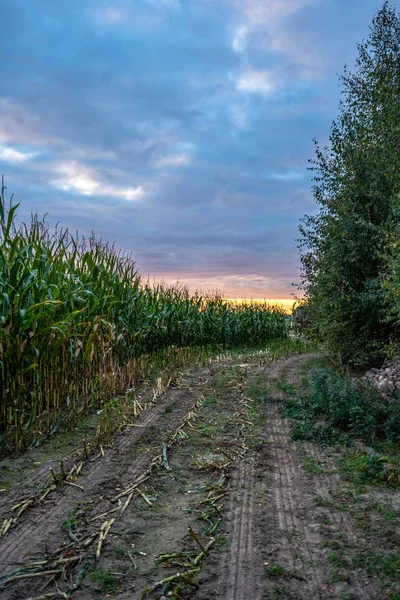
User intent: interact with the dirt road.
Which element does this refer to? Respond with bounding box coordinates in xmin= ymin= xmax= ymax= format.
xmin=0 ymin=352 xmax=398 ymax=599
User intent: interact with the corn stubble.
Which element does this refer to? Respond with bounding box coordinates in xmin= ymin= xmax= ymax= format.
xmin=0 ymin=183 xmax=288 ymax=453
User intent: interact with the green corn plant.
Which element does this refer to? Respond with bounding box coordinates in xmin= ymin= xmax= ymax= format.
xmin=0 ymin=185 xmax=288 ymax=453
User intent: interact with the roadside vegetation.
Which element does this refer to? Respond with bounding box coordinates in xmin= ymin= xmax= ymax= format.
xmin=286 ymin=368 xmax=400 ymax=446
xmin=298 ymin=1 xmax=400 ymax=366
xmin=272 ymin=356 xmax=400 ymax=599
xmin=293 ymin=2 xmax=400 ymax=538
xmin=284 ymin=365 xmax=400 ymax=486
xmin=287 ymin=6 xmax=400 ymax=594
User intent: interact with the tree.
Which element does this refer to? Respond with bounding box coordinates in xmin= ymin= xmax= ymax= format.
xmin=299 ymin=2 xmax=400 ymax=365
xmin=382 ymin=201 xmax=400 ymax=352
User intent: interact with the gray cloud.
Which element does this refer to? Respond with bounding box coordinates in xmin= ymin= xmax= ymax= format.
xmin=0 ymin=0 xmax=383 ymax=297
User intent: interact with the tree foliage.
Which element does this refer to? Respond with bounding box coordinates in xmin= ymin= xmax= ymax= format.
xmin=299 ymin=2 xmax=400 ymax=365
xmin=383 ymin=200 xmax=400 ymax=349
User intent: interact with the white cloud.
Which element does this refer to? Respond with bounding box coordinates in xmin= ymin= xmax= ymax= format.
xmin=224 ymin=0 xmax=324 ymax=79
xmin=232 ymin=26 xmax=248 ymax=53
xmin=51 ymin=162 xmax=144 ymax=201
xmin=114 ymin=186 xmax=144 ymax=201
xmin=72 ymin=147 xmax=116 ymax=160
xmin=156 ymin=153 xmax=191 ymax=167
xmin=236 ymin=69 xmax=275 ymax=94
xmin=0 ymin=145 xmax=38 ymax=164
xmin=226 ymin=0 xmax=318 ymax=22
xmin=93 ymin=4 xmax=134 ymax=26
xmin=93 ymin=4 xmax=164 ymax=30
xmin=100 ymin=7 xmax=125 ymax=23
xmin=269 ymin=170 xmax=303 ymax=181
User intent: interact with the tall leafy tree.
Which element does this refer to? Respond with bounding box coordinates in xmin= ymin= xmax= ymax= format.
xmin=383 ymin=202 xmax=400 ymax=350
xmin=299 ymin=1 xmax=400 ymax=365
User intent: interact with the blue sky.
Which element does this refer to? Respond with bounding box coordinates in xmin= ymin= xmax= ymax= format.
xmin=0 ymin=0 xmax=386 ymax=298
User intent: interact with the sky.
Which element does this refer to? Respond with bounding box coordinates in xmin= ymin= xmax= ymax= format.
xmin=0 ymin=0 xmax=388 ymax=300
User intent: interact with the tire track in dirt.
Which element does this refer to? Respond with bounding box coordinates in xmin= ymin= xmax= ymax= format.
xmin=0 ymin=372 xmax=203 ymax=520
xmin=302 ymin=441 xmax=381 ymax=599
xmin=196 ymin=354 xmax=384 ymax=600
xmin=260 ymin=355 xmax=382 ymax=600
xmin=0 ymin=366 xmax=218 ymax=583
xmin=266 ymin=410 xmax=329 ymax=596
xmin=221 ymin=458 xmax=263 ymax=600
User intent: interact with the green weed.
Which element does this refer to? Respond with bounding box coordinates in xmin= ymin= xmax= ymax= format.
xmin=90 ymin=569 xmax=119 ymax=593
xmin=285 ymin=368 xmax=400 ymax=447
xmin=327 ymin=552 xmax=348 ymax=569
xmin=203 ymin=394 xmax=218 ymax=406
xmin=353 ymin=549 xmax=400 ymax=582
xmin=302 ymin=456 xmax=325 ymax=474
xmin=330 ymin=569 xmax=349 ymax=584
xmin=265 ymin=563 xmax=291 ymax=578
xmin=216 ymin=533 xmax=229 ymax=553
xmin=276 ymin=379 xmax=296 ymax=395
xmin=61 ymin=508 xmax=77 ymax=533
xmin=340 ymin=450 xmax=400 ymax=486
xmin=376 ymin=503 xmax=400 ymax=522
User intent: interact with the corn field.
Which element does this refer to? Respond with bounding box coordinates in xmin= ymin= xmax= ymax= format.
xmin=0 ymin=185 xmax=288 ymax=453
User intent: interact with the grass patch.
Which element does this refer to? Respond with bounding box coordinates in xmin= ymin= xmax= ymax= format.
xmin=276 ymin=379 xmax=296 ymax=396
xmin=246 ymin=374 xmax=273 ymax=402
xmin=376 ymin=502 xmax=400 ymax=522
xmin=203 ymin=394 xmax=218 ymax=406
xmin=215 ymin=533 xmax=229 ymax=553
xmin=265 ymin=563 xmax=291 ymax=578
xmin=327 ymin=552 xmax=348 ymax=569
xmin=90 ymin=569 xmax=119 ymax=593
xmin=197 ymin=423 xmax=223 ymax=437
xmin=353 ymin=549 xmax=400 ymax=582
xmin=302 ymin=456 xmax=326 ymax=475
xmin=214 ymin=366 xmax=242 ymax=389
xmin=330 ymin=568 xmax=349 ymax=584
